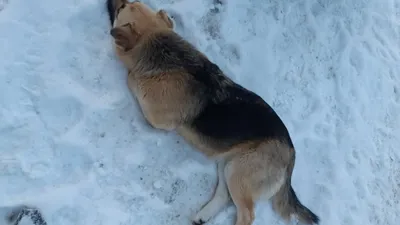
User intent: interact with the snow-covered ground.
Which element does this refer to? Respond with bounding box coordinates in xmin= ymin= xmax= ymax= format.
xmin=0 ymin=0 xmax=399 ymax=224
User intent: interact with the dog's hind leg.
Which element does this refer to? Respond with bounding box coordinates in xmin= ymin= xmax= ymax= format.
xmin=224 ymin=146 xmax=287 ymax=225
xmin=192 ymin=160 xmax=231 ymax=225
xmin=224 ymin=158 xmax=256 ymax=225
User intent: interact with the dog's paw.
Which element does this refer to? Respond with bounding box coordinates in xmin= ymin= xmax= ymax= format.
xmin=192 ymin=219 xmax=206 ymax=225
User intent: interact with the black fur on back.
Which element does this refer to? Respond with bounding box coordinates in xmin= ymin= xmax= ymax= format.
xmin=106 ymin=0 xmax=115 ymax=25
xmin=144 ymin=31 xmax=294 ymax=148
xmin=191 ymin=84 xmax=294 ymax=147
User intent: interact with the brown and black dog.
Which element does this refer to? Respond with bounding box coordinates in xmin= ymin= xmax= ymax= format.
xmin=106 ymin=1 xmax=320 ymax=225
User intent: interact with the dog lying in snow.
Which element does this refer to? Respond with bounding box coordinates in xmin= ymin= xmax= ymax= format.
xmin=106 ymin=1 xmax=320 ymax=225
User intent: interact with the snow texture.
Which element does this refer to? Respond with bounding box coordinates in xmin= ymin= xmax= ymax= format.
xmin=0 ymin=0 xmax=399 ymax=225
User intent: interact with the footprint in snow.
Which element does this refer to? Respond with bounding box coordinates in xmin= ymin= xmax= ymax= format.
xmin=1 ymin=205 xmax=47 ymax=225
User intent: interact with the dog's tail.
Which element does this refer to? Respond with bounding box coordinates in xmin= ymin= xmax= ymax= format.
xmin=271 ymin=151 xmax=320 ymax=224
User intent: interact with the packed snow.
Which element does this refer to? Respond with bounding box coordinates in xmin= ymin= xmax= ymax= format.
xmin=0 ymin=0 xmax=399 ymax=224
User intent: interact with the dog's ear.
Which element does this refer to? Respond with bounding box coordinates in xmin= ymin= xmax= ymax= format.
xmin=110 ymin=23 xmax=139 ymax=52
xmin=157 ymin=9 xmax=174 ymax=29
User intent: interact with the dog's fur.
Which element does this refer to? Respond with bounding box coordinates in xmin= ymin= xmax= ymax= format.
xmin=106 ymin=1 xmax=320 ymax=225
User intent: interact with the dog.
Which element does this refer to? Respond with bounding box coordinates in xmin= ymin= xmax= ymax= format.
xmin=106 ymin=1 xmax=320 ymax=225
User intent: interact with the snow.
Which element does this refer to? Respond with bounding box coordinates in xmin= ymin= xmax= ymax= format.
xmin=0 ymin=0 xmax=399 ymax=224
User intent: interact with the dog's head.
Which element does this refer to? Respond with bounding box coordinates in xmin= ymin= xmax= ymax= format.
xmin=108 ymin=0 xmax=174 ymax=52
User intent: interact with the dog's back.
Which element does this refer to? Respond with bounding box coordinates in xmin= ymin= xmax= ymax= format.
xmin=143 ymin=31 xmax=293 ymax=150
xmin=190 ymin=81 xmax=294 ymax=150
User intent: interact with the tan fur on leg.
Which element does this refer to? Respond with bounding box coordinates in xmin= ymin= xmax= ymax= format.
xmin=225 ymin=162 xmax=255 ymax=225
